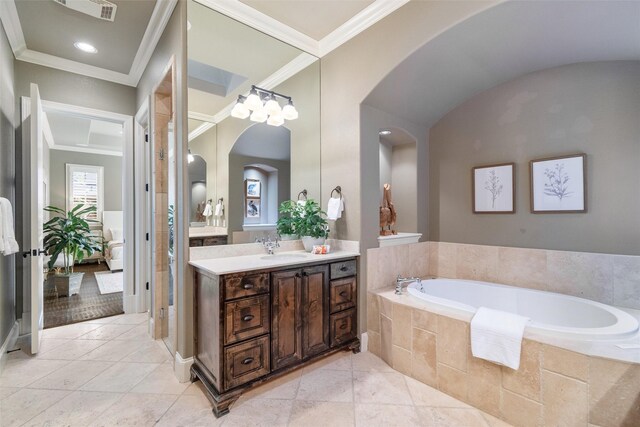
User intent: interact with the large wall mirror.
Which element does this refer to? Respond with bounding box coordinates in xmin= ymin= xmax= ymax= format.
xmin=187 ymin=0 xmax=320 ymax=245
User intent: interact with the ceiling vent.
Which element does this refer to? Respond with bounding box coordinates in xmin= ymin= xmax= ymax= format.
xmin=51 ymin=0 xmax=117 ymax=22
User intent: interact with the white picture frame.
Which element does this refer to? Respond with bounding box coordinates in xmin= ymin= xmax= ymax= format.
xmin=246 ymin=199 xmax=260 ymax=218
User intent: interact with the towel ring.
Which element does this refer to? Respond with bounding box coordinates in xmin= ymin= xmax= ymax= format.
xmin=330 ymin=186 xmax=342 ymax=199
xmin=297 ymin=190 xmax=308 ymax=201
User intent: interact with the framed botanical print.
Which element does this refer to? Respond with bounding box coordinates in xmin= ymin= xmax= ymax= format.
xmin=246 ymin=199 xmax=260 ymax=218
xmin=530 ymin=153 xmax=586 ymax=213
xmin=472 ymin=163 xmax=515 ymax=213
xmin=245 ymin=179 xmax=261 ymax=198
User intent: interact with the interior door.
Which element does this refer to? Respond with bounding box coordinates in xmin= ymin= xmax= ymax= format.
xmin=26 ymin=83 xmax=45 ymax=354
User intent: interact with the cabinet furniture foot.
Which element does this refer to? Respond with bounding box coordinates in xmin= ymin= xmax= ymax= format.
xmin=349 ymin=339 xmax=361 ymax=354
xmin=191 ymin=363 xmax=242 ymax=418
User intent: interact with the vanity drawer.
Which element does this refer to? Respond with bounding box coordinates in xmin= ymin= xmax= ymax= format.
xmin=203 ymin=236 xmax=227 ymax=246
xmin=330 ymin=308 xmax=357 ymax=347
xmin=223 ymin=335 xmax=270 ymax=390
xmin=223 ymin=273 xmax=269 ymax=300
xmin=224 ymin=295 xmax=270 ymax=345
xmin=330 ymin=277 xmax=356 ymax=314
xmin=330 ymin=259 xmax=357 ymax=280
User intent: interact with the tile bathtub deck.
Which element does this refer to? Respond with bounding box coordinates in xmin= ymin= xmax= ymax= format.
xmin=0 ymin=314 xmax=511 ymax=427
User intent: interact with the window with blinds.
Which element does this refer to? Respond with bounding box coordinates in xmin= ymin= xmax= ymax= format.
xmin=66 ymin=164 xmax=104 ymax=220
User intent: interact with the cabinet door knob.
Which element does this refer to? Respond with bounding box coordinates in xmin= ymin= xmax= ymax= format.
xmin=339 ymin=291 xmax=348 ymax=298
xmin=339 ymin=322 xmax=348 ymax=330
xmin=295 ymin=273 xmax=301 ymax=278
xmin=302 ymin=271 xmax=308 ymax=277
xmin=339 ymin=265 xmax=348 ymax=272
xmin=242 ymin=314 xmax=254 ymax=322
xmin=242 ymin=282 xmax=253 ymax=290
xmin=241 ymin=357 xmax=254 ymax=365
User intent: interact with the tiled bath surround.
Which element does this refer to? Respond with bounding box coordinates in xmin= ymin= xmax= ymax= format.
xmin=366 ymin=241 xmax=640 ymax=427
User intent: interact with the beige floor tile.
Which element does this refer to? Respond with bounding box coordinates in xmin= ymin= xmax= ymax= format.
xmin=114 ymin=324 xmax=149 ymax=340
xmin=36 ymin=338 xmax=73 ymax=355
xmin=353 ymin=371 xmax=410 ymax=404
xmin=109 ymin=312 xmax=149 ymax=325
xmin=120 ymin=339 xmax=172 ymax=363
xmin=241 ymin=369 xmax=302 ymax=401
xmin=83 ymin=316 xmax=119 ymax=324
xmin=42 ymin=323 xmax=102 ymax=339
xmin=77 ymin=324 xmax=136 ymax=340
xmin=155 ymin=393 xmax=223 ymax=427
xmin=483 ymin=412 xmax=514 ymax=427
xmin=36 ymin=339 xmax=108 ymax=360
xmin=418 ymin=407 xmax=490 ymax=427
xmin=352 ymin=351 xmax=395 ymax=373
xmin=89 ymin=393 xmax=178 ymax=427
xmin=302 ymin=351 xmax=352 ymax=373
xmin=27 ymin=360 xmax=113 ymax=390
xmin=296 ymin=369 xmax=353 ymax=402
xmin=290 ymin=400 xmax=355 ymax=427
xmin=79 ymin=361 xmax=159 ymax=392
xmin=130 ymin=363 xmax=190 ymax=394
xmin=22 ymin=390 xmax=123 ymax=427
xmin=404 ymin=376 xmax=470 ymax=408
xmin=224 ymin=398 xmax=293 ymax=427
xmin=0 ymin=358 xmax=70 ymax=388
xmin=80 ymin=338 xmax=146 ymax=362
xmin=182 ymin=380 xmax=207 ymax=396
xmin=0 ymin=386 xmax=20 ymax=400
xmin=0 ymin=388 xmax=69 ymax=427
xmin=355 ymin=402 xmax=423 ymax=427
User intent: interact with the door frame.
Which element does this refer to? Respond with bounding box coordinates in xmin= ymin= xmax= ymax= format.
xmin=134 ymin=100 xmax=151 ymax=315
xmin=21 ymin=98 xmax=139 ymax=315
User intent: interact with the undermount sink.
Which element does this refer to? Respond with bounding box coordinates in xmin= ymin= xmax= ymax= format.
xmin=260 ymin=253 xmax=308 ymax=261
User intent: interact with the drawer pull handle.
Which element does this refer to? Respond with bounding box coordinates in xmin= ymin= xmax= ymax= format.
xmin=339 ymin=322 xmax=348 ymax=330
xmin=339 ymin=265 xmax=348 ymax=272
xmin=241 ymin=357 xmax=254 ymax=365
xmin=242 ymin=283 xmax=253 ymax=290
xmin=242 ymin=314 xmax=254 ymax=322
xmin=339 ymin=291 xmax=348 ymax=298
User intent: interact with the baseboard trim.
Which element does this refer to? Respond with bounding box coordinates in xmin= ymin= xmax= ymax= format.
xmin=175 ymin=352 xmax=194 ymax=383
xmin=360 ymin=332 xmax=369 ymax=353
xmin=148 ymin=317 xmax=155 ymax=338
xmin=0 ymin=321 xmax=20 ymax=375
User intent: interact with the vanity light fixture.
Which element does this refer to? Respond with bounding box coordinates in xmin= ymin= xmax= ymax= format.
xmin=232 ymin=85 xmax=298 ymax=126
xmin=74 ymin=41 xmax=98 ymax=54
xmin=188 ymin=149 xmax=194 ymax=163
xmin=379 ymin=130 xmax=392 ymax=136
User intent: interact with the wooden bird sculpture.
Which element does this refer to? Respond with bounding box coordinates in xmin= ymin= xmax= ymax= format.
xmin=379 ymin=183 xmax=397 ymax=236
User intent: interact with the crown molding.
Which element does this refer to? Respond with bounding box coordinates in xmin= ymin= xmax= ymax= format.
xmin=49 ymin=144 xmax=123 ymax=157
xmin=188 ymin=111 xmax=217 ymax=122
xmin=0 ymin=0 xmax=25 ymax=55
xmin=318 ymin=0 xmax=410 ymax=57
xmin=129 ymin=0 xmax=178 ymax=85
xmin=0 ymin=0 xmax=176 ymax=87
xmin=194 ymin=0 xmax=319 ymax=56
xmin=188 ymin=122 xmax=215 ymax=142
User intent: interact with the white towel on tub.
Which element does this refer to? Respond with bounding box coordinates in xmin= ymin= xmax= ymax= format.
xmin=471 ymin=307 xmax=530 ymax=370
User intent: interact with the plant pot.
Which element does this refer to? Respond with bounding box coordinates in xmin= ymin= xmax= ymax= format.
xmin=301 ymin=236 xmax=326 ymax=252
xmin=279 ymin=234 xmax=297 ymax=241
xmin=51 ymin=272 xmax=84 ymax=297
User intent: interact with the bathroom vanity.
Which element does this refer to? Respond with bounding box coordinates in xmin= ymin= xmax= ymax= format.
xmin=189 ymin=250 xmax=360 ymax=417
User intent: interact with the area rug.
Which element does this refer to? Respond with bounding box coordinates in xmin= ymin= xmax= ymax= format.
xmin=95 ymin=271 xmax=124 ymax=294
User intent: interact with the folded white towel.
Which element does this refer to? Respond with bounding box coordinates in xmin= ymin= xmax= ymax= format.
xmin=471 ymin=307 xmax=529 ymax=370
xmin=203 ymin=202 xmax=213 ymax=218
xmin=326 ymin=197 xmax=344 ymax=220
xmin=0 ymin=198 xmax=19 ymax=256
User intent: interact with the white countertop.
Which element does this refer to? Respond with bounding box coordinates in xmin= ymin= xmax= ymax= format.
xmin=189 ymin=226 xmax=228 ymax=238
xmin=189 ymin=249 xmax=360 ymax=275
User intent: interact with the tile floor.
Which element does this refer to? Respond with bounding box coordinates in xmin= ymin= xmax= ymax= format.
xmin=0 ymin=313 xmax=512 ymax=426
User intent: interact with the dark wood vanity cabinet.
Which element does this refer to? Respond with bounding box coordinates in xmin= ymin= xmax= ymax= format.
xmin=189 ymin=235 xmax=228 ymax=247
xmin=191 ymin=257 xmax=359 ymax=417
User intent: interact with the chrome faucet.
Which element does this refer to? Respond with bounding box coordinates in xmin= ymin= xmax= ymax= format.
xmin=395 ymin=275 xmax=421 ymax=295
xmin=256 ymin=235 xmax=280 ymax=255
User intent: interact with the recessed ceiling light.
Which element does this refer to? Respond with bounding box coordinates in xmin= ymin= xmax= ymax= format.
xmin=74 ymin=42 xmax=98 ymax=54
xmin=379 ymin=130 xmax=391 ymax=136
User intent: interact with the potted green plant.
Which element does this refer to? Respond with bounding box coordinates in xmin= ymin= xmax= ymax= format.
xmin=276 ymin=199 xmax=329 ymax=251
xmin=44 ymin=204 xmax=102 ymax=297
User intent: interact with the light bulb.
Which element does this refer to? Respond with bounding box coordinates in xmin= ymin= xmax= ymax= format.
xmin=282 ymin=102 xmax=298 ymax=120
xmin=267 ymin=113 xmax=284 ymax=127
xmin=250 ymin=107 xmax=268 ymax=123
xmin=188 ymin=150 xmax=194 ymax=163
xmin=231 ymin=99 xmax=250 ymax=119
xmin=264 ymin=97 xmax=282 ymax=116
xmin=244 ymin=88 xmax=262 ymax=111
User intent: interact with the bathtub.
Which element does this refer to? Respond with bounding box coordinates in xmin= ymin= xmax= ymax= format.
xmin=407 ymin=278 xmax=639 ymax=340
